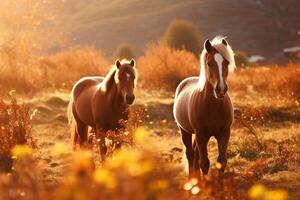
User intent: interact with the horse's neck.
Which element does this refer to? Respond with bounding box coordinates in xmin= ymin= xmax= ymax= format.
xmin=102 ymin=82 xmax=125 ymax=107
xmin=203 ymin=82 xmax=214 ymax=98
xmin=195 ymin=81 xmax=216 ymax=102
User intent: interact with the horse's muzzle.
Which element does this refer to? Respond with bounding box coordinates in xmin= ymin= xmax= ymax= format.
xmin=215 ymin=83 xmax=228 ymax=98
xmin=125 ymin=94 xmax=135 ymax=105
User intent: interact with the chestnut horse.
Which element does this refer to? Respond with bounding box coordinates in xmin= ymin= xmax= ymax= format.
xmin=173 ymin=36 xmax=236 ymax=177
xmin=68 ymin=59 xmax=137 ymax=161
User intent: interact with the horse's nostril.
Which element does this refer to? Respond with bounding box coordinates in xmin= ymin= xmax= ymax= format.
xmin=126 ymin=95 xmax=135 ymax=104
xmin=224 ymin=84 xmax=228 ymax=93
xmin=215 ymin=84 xmax=220 ymax=94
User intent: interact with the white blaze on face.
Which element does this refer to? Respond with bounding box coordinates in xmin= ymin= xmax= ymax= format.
xmin=214 ymin=53 xmax=225 ymax=92
xmin=126 ymin=73 xmax=130 ymax=81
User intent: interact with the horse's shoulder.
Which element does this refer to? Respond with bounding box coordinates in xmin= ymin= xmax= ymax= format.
xmin=175 ymin=77 xmax=199 ymax=97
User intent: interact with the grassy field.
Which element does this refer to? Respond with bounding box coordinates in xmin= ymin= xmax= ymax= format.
xmin=0 ymin=1 xmax=299 ymax=199
xmin=7 ymin=64 xmax=295 ymax=199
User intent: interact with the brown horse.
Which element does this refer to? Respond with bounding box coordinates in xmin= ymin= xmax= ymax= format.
xmin=68 ymin=59 xmax=137 ymax=161
xmin=173 ymin=36 xmax=236 ymax=177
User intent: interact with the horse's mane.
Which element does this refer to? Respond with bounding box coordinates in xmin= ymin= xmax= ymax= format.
xmin=199 ymin=36 xmax=236 ymax=91
xmin=100 ymin=67 xmax=117 ymax=92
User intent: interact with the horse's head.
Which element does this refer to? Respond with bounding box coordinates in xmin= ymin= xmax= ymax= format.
xmin=115 ymin=59 xmax=137 ymax=105
xmin=204 ymin=38 xmax=232 ymax=98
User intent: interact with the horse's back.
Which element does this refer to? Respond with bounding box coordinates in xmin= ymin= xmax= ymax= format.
xmin=72 ymin=76 xmax=104 ymax=100
xmin=175 ymin=77 xmax=199 ymax=98
xmin=173 ymin=77 xmax=199 ymax=133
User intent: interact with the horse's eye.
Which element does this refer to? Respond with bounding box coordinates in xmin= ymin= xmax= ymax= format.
xmin=207 ymin=63 xmax=213 ymax=68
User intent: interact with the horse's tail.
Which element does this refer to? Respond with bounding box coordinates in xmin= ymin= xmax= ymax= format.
xmin=67 ymin=92 xmax=78 ymax=151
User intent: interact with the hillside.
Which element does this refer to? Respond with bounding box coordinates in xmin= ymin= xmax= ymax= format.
xmin=59 ymin=0 xmax=300 ymax=61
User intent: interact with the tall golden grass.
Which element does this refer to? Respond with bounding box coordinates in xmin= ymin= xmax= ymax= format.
xmin=0 ymin=0 xmax=65 ymax=93
xmin=0 ymin=96 xmax=34 ymax=172
xmin=39 ymin=47 xmax=110 ymax=89
xmin=138 ymin=44 xmax=198 ymax=90
xmin=0 ymin=129 xmax=289 ymax=200
xmin=229 ymin=63 xmax=300 ymax=99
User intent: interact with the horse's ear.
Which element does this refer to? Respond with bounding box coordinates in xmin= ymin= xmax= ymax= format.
xmin=115 ymin=59 xmax=122 ymax=69
xmin=129 ymin=58 xmax=135 ymax=67
xmin=204 ymin=39 xmax=212 ymax=53
xmin=222 ymin=39 xmax=228 ymax=46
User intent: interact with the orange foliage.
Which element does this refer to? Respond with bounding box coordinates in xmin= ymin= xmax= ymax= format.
xmin=39 ymin=46 xmax=110 ymax=89
xmin=229 ymin=63 xmax=300 ymax=99
xmin=0 ymin=96 xmax=34 ymax=172
xmin=138 ymin=44 xmax=198 ymax=90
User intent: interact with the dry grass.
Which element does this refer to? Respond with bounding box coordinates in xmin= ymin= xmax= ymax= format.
xmin=39 ymin=47 xmax=110 ymax=89
xmin=0 ymin=47 xmax=110 ymax=94
xmin=0 ymin=130 xmax=266 ymax=200
xmin=229 ymin=63 xmax=300 ymax=100
xmin=138 ymin=44 xmax=198 ymax=90
xmin=0 ymin=95 xmax=34 ymax=172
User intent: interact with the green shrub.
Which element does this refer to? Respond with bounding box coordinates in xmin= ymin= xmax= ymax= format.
xmin=161 ymin=19 xmax=202 ymax=57
xmin=113 ymin=44 xmax=135 ymax=60
xmin=235 ymin=51 xmax=249 ymax=67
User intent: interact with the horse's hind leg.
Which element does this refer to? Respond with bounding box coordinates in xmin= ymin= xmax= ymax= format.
xmin=180 ymin=127 xmax=194 ymax=177
xmin=72 ymin=105 xmax=88 ymax=148
xmin=75 ymin=119 xmax=88 ymax=148
xmin=193 ymin=139 xmax=200 ymax=172
xmin=215 ymin=127 xmax=230 ymax=173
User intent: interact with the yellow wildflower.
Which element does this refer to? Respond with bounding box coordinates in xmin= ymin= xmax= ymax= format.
xmin=73 ymin=150 xmax=94 ymax=170
xmin=248 ymin=184 xmax=266 ymax=199
xmin=93 ymin=168 xmax=117 ymax=189
xmin=110 ymin=149 xmax=139 ymax=168
xmin=11 ymin=145 xmax=33 ymax=158
xmin=128 ymin=160 xmax=153 ymax=176
xmin=264 ymin=190 xmax=288 ymax=200
xmin=134 ymin=126 xmax=149 ymax=143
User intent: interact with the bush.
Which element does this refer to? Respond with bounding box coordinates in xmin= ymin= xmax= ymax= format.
xmin=0 ymin=0 xmax=63 ymax=94
xmin=39 ymin=46 xmax=110 ymax=89
xmin=0 ymin=96 xmax=34 ymax=172
xmin=161 ymin=19 xmax=202 ymax=57
xmin=229 ymin=63 xmax=300 ymax=100
xmin=234 ymin=51 xmax=249 ymax=67
xmin=138 ymin=44 xmax=198 ymax=90
xmin=113 ymin=44 xmax=135 ymax=60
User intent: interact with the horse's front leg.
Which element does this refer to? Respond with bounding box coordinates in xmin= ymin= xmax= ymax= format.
xmin=195 ymin=129 xmax=210 ymax=176
xmin=215 ymin=127 xmax=230 ymax=174
xmin=95 ymin=126 xmax=107 ymax=162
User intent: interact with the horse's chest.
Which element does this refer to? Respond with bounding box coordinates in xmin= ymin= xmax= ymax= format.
xmin=191 ymin=100 xmax=233 ymax=128
xmin=96 ymin=106 xmax=128 ymax=130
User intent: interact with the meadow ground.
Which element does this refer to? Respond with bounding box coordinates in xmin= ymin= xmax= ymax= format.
xmin=24 ymin=66 xmax=300 ymax=199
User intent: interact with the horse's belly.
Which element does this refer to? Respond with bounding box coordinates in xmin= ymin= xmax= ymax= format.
xmin=74 ymin=88 xmax=95 ymax=126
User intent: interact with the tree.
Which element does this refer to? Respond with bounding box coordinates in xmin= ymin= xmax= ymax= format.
xmin=161 ymin=19 xmax=202 ymax=57
xmin=113 ymin=44 xmax=135 ymax=60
